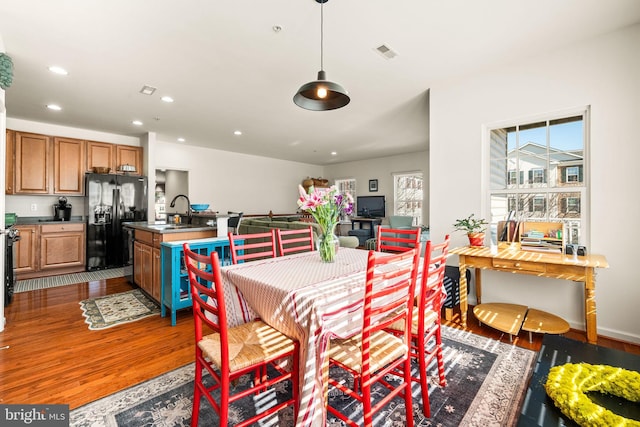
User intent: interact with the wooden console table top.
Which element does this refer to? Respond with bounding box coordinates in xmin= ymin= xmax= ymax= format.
xmin=450 ymin=246 xmax=608 ymax=344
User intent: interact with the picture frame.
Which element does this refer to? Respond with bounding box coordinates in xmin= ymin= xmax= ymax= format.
xmin=369 ymin=179 xmax=378 ymax=192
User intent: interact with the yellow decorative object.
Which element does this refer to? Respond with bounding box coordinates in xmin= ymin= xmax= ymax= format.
xmin=545 ymin=363 xmax=640 ymax=426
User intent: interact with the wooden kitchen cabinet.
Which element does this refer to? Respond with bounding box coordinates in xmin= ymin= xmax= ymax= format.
xmin=14 ymin=131 xmax=50 ymax=194
xmin=86 ymin=140 xmax=116 ymax=172
xmin=54 ymin=137 xmax=85 ymax=194
xmin=15 ymin=223 xmax=86 ymax=279
xmin=152 ymin=247 xmax=161 ymax=301
xmin=133 ymin=230 xmax=157 ymax=300
xmin=39 ymin=223 xmax=86 ymax=272
xmin=116 ymin=145 xmax=142 ymax=175
xmin=14 ymin=225 xmax=38 ymax=275
xmin=5 ymin=129 xmax=14 ymax=194
xmin=131 ymin=227 xmax=216 ymax=303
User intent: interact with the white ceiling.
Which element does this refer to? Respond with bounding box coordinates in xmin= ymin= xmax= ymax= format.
xmin=1 ymin=0 xmax=639 ymax=166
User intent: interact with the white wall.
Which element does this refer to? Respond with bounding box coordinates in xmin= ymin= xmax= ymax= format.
xmin=324 ymin=151 xmax=430 ymax=225
xmin=154 ymin=140 xmax=323 ymax=215
xmin=430 ymin=24 xmax=640 ymax=343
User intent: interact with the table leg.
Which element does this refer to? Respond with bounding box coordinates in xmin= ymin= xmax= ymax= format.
xmin=458 ymin=256 xmax=468 ymax=327
xmin=476 ymin=267 xmax=482 ymax=305
xmin=585 ymin=267 xmax=597 ymax=344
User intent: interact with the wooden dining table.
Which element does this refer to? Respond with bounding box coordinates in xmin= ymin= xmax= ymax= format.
xmin=219 ymin=248 xmax=393 ymax=427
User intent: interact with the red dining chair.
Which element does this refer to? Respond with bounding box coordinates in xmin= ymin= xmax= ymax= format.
xmin=276 ymin=226 xmax=315 ymax=256
xmin=228 ymin=230 xmax=278 ymax=264
xmin=326 ymin=248 xmax=420 ymax=427
xmin=376 ymin=226 xmax=421 ymax=253
xmin=387 ymin=234 xmax=451 ymax=417
xmin=183 ymin=243 xmax=299 ymax=427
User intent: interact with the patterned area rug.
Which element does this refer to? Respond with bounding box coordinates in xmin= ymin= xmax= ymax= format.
xmin=15 ymin=267 xmax=125 ymax=293
xmin=70 ymin=325 xmax=535 ymax=426
xmin=79 ymin=289 xmax=160 ymax=330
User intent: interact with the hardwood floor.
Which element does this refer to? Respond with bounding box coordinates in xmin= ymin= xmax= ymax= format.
xmin=1 ymin=276 xmax=639 ymax=410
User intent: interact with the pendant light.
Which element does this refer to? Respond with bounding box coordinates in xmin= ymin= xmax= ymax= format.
xmin=293 ymin=0 xmax=350 ymax=111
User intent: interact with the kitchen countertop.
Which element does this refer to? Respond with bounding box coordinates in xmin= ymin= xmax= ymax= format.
xmin=123 ymin=222 xmax=216 ymax=234
xmin=15 ymin=216 xmax=85 ymax=225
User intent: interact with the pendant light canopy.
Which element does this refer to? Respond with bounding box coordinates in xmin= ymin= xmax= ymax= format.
xmin=294 ymin=0 xmax=350 ymax=111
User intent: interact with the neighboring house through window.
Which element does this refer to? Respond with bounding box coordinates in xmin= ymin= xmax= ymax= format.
xmin=393 ymin=172 xmax=423 ymax=226
xmin=488 ymin=108 xmax=588 ymax=246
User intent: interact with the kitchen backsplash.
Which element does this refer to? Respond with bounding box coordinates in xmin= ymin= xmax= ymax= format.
xmin=5 ymin=195 xmax=87 ymax=219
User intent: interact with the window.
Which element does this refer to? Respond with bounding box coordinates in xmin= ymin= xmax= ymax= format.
xmin=393 ymin=172 xmax=423 ymax=226
xmin=334 ymin=178 xmax=356 ymax=221
xmin=489 ymin=110 xmax=588 ymax=245
xmin=566 ymin=166 xmax=580 ymax=183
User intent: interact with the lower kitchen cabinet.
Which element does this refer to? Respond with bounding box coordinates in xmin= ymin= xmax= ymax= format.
xmin=14 ymin=225 xmax=38 ymax=276
xmin=15 ymin=223 xmax=86 ymax=279
xmin=160 ymin=237 xmax=232 ymax=326
xmin=132 ymin=228 xmax=216 ymax=303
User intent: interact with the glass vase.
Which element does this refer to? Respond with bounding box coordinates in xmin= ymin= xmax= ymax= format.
xmin=317 ymin=232 xmax=339 ymax=263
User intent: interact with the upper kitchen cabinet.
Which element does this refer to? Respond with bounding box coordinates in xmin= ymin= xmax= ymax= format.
xmin=116 ymin=145 xmax=143 ymax=175
xmin=54 ymin=137 xmax=85 ymax=195
xmin=5 ymin=129 xmax=15 ymax=194
xmin=14 ymin=131 xmax=50 ymax=194
xmin=87 ymin=140 xmax=116 ymax=172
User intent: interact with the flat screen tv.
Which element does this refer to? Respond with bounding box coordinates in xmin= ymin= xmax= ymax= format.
xmin=356 ymin=196 xmax=385 ymax=218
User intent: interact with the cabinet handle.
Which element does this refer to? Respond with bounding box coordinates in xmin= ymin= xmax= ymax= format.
xmin=514 ymin=262 xmax=521 ymax=267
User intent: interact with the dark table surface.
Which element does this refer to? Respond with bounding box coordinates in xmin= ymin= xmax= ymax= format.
xmin=518 ymin=334 xmax=640 ymax=426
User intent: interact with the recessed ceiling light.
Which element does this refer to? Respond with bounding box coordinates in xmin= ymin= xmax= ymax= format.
xmin=132 ymin=120 xmax=143 ymax=126
xmin=331 ymin=151 xmax=337 ymax=156
xmin=161 ymin=96 xmax=174 ymax=103
xmin=48 ymin=66 xmax=68 ymax=75
xmin=139 ymin=85 xmax=156 ymax=95
xmin=177 ymin=137 xmax=185 ymax=142
xmin=46 ymin=104 xmax=62 ymax=111
xmin=234 ymin=130 xmax=242 ymax=136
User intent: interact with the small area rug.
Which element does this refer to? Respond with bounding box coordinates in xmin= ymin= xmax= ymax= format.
xmin=70 ymin=325 xmax=535 ymax=426
xmin=15 ymin=267 xmax=125 ymax=293
xmin=79 ymin=289 xmax=160 ymax=330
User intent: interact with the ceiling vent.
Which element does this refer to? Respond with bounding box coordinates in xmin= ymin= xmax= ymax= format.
xmin=139 ymin=85 xmax=156 ymax=95
xmin=375 ymin=44 xmax=398 ymax=60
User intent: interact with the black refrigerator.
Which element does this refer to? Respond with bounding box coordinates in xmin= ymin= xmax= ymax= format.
xmin=85 ymin=173 xmax=148 ymax=271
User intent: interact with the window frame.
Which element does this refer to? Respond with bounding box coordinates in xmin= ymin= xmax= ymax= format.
xmin=484 ymin=107 xmax=590 ymax=247
xmin=392 ymin=171 xmax=424 ymax=226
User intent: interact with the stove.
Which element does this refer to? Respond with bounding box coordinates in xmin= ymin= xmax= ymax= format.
xmin=4 ymin=225 xmax=20 ymax=306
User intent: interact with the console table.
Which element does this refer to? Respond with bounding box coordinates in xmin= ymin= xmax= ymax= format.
xmin=350 ymin=217 xmax=382 ymax=239
xmin=449 ymin=246 xmax=608 ymax=344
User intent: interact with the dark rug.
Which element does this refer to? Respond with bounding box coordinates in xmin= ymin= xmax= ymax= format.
xmin=70 ymin=326 xmax=535 ymax=426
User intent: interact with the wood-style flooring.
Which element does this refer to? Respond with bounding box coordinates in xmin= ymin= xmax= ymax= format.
xmin=1 ymin=276 xmax=639 ymax=409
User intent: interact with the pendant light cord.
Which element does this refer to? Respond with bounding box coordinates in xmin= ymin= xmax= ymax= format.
xmin=320 ymin=0 xmax=324 ymax=71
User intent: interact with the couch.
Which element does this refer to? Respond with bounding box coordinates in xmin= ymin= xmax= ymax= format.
xmin=238 ymin=216 xmax=323 ymax=239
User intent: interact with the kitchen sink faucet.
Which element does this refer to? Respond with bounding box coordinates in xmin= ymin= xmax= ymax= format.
xmin=169 ymin=194 xmax=192 ymax=224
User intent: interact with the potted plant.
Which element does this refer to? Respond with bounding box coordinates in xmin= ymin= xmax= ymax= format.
xmin=453 ymin=214 xmax=488 ymax=247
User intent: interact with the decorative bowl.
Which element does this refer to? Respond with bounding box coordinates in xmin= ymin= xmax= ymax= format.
xmin=93 ymin=166 xmax=111 ymax=174
xmin=190 ymin=204 xmax=210 ymax=212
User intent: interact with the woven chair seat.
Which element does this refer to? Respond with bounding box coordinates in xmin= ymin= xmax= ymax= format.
xmin=387 ymin=307 xmax=438 ymax=335
xmin=327 ymin=330 xmax=407 ymax=373
xmin=199 ymin=320 xmax=297 ymax=373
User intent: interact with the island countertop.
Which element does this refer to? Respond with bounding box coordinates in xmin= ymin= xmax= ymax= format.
xmin=123 ymin=222 xmax=216 ymax=234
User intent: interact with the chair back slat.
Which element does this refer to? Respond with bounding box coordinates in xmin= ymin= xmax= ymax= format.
xmin=183 ymin=243 xmax=229 ymax=362
xmin=228 ymin=230 xmax=278 ymax=264
xmin=376 ymin=226 xmax=421 ymax=253
xmin=276 ymin=226 xmax=315 ymax=256
xmin=362 ymin=248 xmax=420 ymax=360
xmin=418 ymin=235 xmax=451 ymax=324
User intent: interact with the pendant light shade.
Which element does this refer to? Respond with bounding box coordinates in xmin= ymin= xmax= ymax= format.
xmin=293 ymin=70 xmax=350 ymax=111
xmin=294 ymin=0 xmax=350 ymax=111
